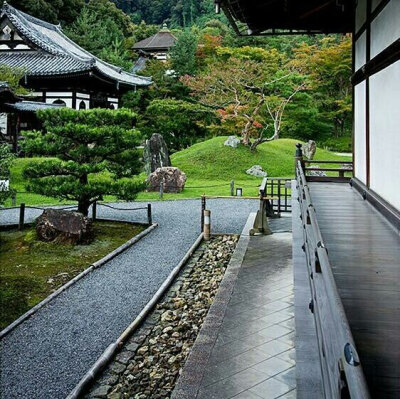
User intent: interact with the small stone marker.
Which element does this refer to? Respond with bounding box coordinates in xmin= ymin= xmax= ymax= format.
xmin=224 ymin=136 xmax=240 ymax=148
xmin=303 ymin=140 xmax=317 ymax=160
xmin=246 ymin=165 xmax=267 ymax=177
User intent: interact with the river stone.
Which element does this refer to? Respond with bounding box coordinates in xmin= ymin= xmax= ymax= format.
xmin=224 ymin=136 xmax=240 ymax=148
xmin=303 ymin=140 xmax=317 ymax=160
xmin=143 ymin=133 xmax=171 ymax=176
xmin=147 ymin=167 xmax=186 ymax=193
xmin=246 ymin=165 xmax=267 ymax=177
xmin=36 ymin=209 xmax=93 ymax=245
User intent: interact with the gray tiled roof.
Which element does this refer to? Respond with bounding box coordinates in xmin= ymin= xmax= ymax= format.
xmin=0 ymin=3 xmax=152 ymax=87
xmin=133 ymin=28 xmax=177 ymax=51
xmin=5 ymin=101 xmax=65 ymax=111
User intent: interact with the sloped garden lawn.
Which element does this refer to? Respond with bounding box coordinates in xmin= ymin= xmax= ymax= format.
xmin=0 ymin=221 xmax=144 ymax=329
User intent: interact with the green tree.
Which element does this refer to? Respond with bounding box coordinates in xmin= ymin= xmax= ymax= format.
xmin=183 ymin=48 xmax=306 ymax=149
xmin=142 ymin=99 xmax=217 ymax=151
xmin=0 ymin=144 xmax=15 ymax=205
xmin=169 ymin=30 xmax=198 ymax=76
xmin=9 ymin=0 xmax=84 ymax=25
xmin=0 ymin=66 xmax=29 ymax=95
xmin=22 ymin=108 xmax=144 ymax=216
xmin=292 ymin=36 xmax=352 ymax=138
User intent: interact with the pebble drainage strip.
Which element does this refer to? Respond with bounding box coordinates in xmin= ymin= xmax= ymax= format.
xmin=85 ymin=235 xmax=238 ymax=399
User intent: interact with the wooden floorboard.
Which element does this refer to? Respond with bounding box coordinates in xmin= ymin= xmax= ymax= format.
xmin=309 ymin=182 xmax=400 ymax=399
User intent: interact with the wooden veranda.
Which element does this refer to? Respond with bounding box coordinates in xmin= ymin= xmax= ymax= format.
xmin=295 ymin=158 xmax=400 ymax=398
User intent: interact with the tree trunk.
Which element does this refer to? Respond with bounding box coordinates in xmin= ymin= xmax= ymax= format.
xmin=78 ymin=200 xmax=90 ymax=217
xmin=78 ymin=174 xmax=90 ymax=216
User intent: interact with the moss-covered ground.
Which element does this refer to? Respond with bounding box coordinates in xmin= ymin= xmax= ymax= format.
xmin=0 ymin=221 xmax=144 ymax=329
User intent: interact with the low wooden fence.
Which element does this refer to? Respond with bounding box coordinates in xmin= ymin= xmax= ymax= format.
xmin=296 ymin=160 xmax=370 ymax=399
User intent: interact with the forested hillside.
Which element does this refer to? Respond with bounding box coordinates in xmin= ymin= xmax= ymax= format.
xmin=5 ymin=0 xmax=353 ymax=151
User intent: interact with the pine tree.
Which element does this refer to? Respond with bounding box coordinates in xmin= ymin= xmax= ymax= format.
xmin=22 ymin=108 xmax=144 ymax=216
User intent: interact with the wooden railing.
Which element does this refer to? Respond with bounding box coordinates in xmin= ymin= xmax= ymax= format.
xmin=304 ymin=160 xmax=353 ymax=182
xmin=296 ymin=160 xmax=370 ymax=399
xmin=264 ymin=177 xmax=292 ymax=214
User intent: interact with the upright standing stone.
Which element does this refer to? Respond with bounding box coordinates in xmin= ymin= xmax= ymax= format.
xmin=303 ymin=140 xmax=317 ymax=160
xmin=143 ymin=133 xmax=171 ymax=176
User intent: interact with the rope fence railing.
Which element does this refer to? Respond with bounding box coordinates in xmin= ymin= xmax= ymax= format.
xmin=3 ymin=201 xmax=153 ymax=230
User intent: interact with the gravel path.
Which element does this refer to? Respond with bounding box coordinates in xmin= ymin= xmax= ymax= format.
xmin=0 ymin=199 xmax=258 ymax=399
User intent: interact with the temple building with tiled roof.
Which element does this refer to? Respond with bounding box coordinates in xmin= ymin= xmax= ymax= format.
xmin=0 ymin=2 xmax=152 ymax=110
xmin=133 ymin=23 xmax=177 ymax=61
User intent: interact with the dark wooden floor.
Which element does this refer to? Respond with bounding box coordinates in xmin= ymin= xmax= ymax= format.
xmin=310 ymin=182 xmax=400 ymax=399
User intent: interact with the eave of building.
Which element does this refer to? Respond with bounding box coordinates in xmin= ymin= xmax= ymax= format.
xmin=219 ymin=0 xmax=355 ymax=35
xmin=0 ymin=2 xmax=152 ymax=88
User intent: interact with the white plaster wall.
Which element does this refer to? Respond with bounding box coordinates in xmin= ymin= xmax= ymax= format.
xmin=371 ymin=0 xmax=400 ymax=58
xmin=76 ymin=99 xmax=90 ymax=110
xmin=356 ymin=0 xmax=367 ymax=32
xmin=0 ymin=113 xmax=7 ymax=134
xmin=46 ymin=98 xmax=73 ymax=108
xmin=355 ymin=32 xmax=367 ymax=71
xmin=369 ymin=62 xmax=400 ymax=211
xmin=354 ymin=82 xmax=367 ymax=184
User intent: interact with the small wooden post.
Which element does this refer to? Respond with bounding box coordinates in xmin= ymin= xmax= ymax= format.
xmin=203 ymin=209 xmax=211 ymax=240
xmin=11 ymin=192 xmax=16 ymax=207
xmin=19 ymin=202 xmax=25 ymax=230
xmin=201 ymin=195 xmax=206 ymax=232
xmin=147 ymin=203 xmax=152 ymax=225
xmin=230 ymin=180 xmax=234 ymax=196
xmin=295 ymin=143 xmax=304 ymax=175
xmin=159 ymin=182 xmax=163 ymax=199
xmin=92 ymin=201 xmax=97 ymax=221
xmin=277 ymin=180 xmax=281 ymax=216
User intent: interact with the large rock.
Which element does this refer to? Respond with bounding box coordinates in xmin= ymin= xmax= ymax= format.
xmin=147 ymin=167 xmax=186 ymax=193
xmin=303 ymin=140 xmax=317 ymax=160
xmin=36 ymin=209 xmax=93 ymax=245
xmin=143 ymin=133 xmax=171 ymax=176
xmin=224 ymin=136 xmax=240 ymax=148
xmin=308 ymin=165 xmax=327 ymax=177
xmin=246 ymin=165 xmax=267 ymax=178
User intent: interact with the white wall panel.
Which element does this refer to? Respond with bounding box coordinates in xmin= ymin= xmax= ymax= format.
xmin=354 ymin=82 xmax=367 ymax=184
xmin=371 ymin=0 xmax=400 ymax=58
xmin=370 ymin=62 xmax=400 ymax=211
xmin=355 ymin=32 xmax=367 ymax=70
xmin=356 ymin=0 xmax=367 ymax=32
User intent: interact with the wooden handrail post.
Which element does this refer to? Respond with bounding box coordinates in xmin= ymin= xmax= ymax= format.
xmin=295 ymin=143 xmax=304 ymax=175
xmin=203 ymin=209 xmax=211 ymax=240
xmin=201 ymin=195 xmax=206 ymax=233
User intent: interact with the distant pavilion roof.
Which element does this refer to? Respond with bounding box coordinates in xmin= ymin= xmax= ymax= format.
xmin=5 ymin=101 xmax=65 ymax=112
xmin=0 ymin=3 xmax=152 ymax=87
xmin=220 ymin=0 xmax=354 ymax=35
xmin=133 ymin=24 xmax=177 ymax=52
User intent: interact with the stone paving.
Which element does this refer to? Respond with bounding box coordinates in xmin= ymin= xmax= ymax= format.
xmin=195 ymin=232 xmax=295 ymax=399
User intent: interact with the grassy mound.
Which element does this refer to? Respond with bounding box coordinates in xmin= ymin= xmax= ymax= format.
xmin=171 ymin=137 xmax=344 ymax=180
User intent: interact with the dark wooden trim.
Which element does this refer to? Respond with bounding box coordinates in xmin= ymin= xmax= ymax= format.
xmin=72 ymin=91 xmax=76 ymax=110
xmin=351 ymin=177 xmax=400 ymax=231
xmin=354 ymin=0 xmax=391 ymax=40
xmin=306 ymin=176 xmax=351 ymax=183
xmin=352 ymin=29 xmax=356 ymax=176
xmin=352 ymin=39 xmax=400 ymax=85
xmin=365 ymin=0 xmax=371 ymax=188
